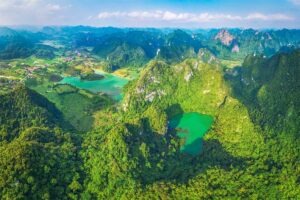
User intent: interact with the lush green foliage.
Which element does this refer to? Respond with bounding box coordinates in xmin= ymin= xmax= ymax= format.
xmin=81 ymin=52 xmax=299 ymax=199
xmin=0 ymin=27 xmax=299 ymax=199
xmin=227 ymin=50 xmax=300 ymax=134
xmin=0 ymin=86 xmax=82 ymax=199
xmin=29 ymin=82 xmax=112 ymax=131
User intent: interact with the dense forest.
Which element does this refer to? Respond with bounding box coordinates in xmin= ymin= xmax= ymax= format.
xmin=0 ymin=27 xmax=299 ymax=199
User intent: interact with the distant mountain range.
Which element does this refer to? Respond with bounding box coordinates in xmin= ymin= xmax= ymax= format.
xmin=1 ymin=26 xmax=300 ymax=64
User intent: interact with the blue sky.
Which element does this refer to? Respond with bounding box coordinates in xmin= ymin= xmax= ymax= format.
xmin=0 ymin=0 xmax=300 ymax=28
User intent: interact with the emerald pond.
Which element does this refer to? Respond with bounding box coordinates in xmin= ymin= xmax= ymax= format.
xmin=60 ymin=70 xmax=128 ymax=101
xmin=169 ymin=112 xmax=214 ymax=155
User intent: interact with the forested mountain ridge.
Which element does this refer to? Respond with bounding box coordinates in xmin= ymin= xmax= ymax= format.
xmin=0 ymin=86 xmax=82 ymax=199
xmin=226 ymin=50 xmax=300 ymax=134
xmin=1 ymin=26 xmax=300 ymax=65
xmin=82 ymin=50 xmax=299 ymax=199
xmin=0 ymin=27 xmax=54 ymax=60
xmin=0 ymin=86 xmax=69 ymax=141
xmin=198 ymin=29 xmax=300 ymax=60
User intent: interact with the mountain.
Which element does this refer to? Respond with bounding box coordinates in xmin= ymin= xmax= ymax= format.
xmin=94 ymin=28 xmax=300 ymax=64
xmin=0 ymin=33 xmax=34 ymax=59
xmin=0 ymin=86 xmax=82 ymax=199
xmin=92 ymin=30 xmax=163 ymax=70
xmin=201 ymin=29 xmax=300 ymax=60
xmin=92 ymin=29 xmax=202 ymax=70
xmin=214 ymin=29 xmax=235 ymax=46
xmin=0 ymin=86 xmax=69 ymax=141
xmin=0 ymin=27 xmax=18 ymax=37
xmin=226 ymin=50 xmax=300 ymax=134
xmin=82 ymin=50 xmax=299 ymax=199
xmin=157 ymin=29 xmax=202 ymax=62
xmin=0 ymin=28 xmax=52 ymax=60
xmin=11 ymin=26 xmax=298 ymax=65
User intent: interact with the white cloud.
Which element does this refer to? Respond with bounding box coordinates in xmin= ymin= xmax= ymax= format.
xmin=0 ymin=0 xmax=64 ymax=12
xmin=0 ymin=0 xmax=68 ymax=25
xmin=98 ymin=11 xmax=244 ymax=22
xmin=98 ymin=10 xmax=293 ymax=23
xmin=46 ymin=4 xmax=61 ymax=12
xmin=0 ymin=0 xmax=40 ymax=10
xmin=246 ymin=13 xmax=294 ymax=21
xmin=289 ymin=0 xmax=300 ymax=5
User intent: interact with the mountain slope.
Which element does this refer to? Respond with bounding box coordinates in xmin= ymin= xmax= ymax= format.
xmin=226 ymin=50 xmax=300 ymax=134
xmin=0 ymin=86 xmax=82 ymax=199
xmin=198 ymin=29 xmax=300 ymax=60
xmin=0 ymin=86 xmax=69 ymax=141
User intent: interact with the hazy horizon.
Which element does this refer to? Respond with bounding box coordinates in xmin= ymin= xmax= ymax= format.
xmin=2 ymin=25 xmax=300 ymax=31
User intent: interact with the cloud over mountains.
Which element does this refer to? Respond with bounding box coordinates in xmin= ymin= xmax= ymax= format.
xmin=98 ymin=10 xmax=294 ymax=23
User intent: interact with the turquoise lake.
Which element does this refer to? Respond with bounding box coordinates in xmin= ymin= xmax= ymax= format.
xmin=60 ymin=70 xmax=129 ymax=101
xmin=169 ymin=112 xmax=214 ymax=155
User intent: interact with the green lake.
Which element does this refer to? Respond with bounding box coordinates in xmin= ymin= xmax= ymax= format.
xmin=169 ymin=112 xmax=214 ymax=155
xmin=60 ymin=70 xmax=129 ymax=101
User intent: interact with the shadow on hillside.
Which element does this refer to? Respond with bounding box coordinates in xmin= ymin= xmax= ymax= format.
xmin=125 ymin=103 xmax=251 ymax=185
xmin=165 ymin=103 xmax=184 ymax=118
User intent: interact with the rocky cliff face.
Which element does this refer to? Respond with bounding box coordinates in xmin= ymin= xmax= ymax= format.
xmin=215 ymin=29 xmax=235 ymax=46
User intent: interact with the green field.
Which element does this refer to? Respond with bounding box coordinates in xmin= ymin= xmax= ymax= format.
xmin=29 ymin=82 xmax=111 ymax=131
